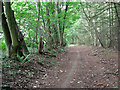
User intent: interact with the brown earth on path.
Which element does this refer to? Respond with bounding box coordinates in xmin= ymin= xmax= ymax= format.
xmin=2 ymin=45 xmax=118 ymax=88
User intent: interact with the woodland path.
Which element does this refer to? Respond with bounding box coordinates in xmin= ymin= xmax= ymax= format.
xmin=43 ymin=45 xmax=118 ymax=88
xmin=4 ymin=45 xmax=117 ymax=88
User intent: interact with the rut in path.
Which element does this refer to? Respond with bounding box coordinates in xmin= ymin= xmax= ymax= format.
xmin=61 ymin=49 xmax=82 ymax=88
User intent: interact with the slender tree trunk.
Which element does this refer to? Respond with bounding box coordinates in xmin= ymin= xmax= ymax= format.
xmin=114 ymin=3 xmax=120 ymax=26
xmin=36 ymin=1 xmax=44 ymax=53
xmin=41 ymin=4 xmax=46 ymax=31
xmin=92 ymin=19 xmax=105 ymax=48
xmin=51 ymin=2 xmax=59 ymax=48
xmin=57 ymin=2 xmax=62 ymax=47
xmin=114 ymin=3 xmax=120 ymax=51
xmin=36 ymin=27 xmax=38 ymax=44
xmin=46 ymin=5 xmax=54 ymax=48
xmin=62 ymin=2 xmax=69 ymax=46
xmin=108 ymin=3 xmax=113 ymax=48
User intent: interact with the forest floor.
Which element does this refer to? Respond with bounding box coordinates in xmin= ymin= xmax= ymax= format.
xmin=2 ymin=45 xmax=118 ymax=88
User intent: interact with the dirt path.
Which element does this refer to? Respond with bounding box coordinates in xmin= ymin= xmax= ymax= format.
xmin=61 ymin=49 xmax=81 ymax=88
xmin=2 ymin=45 xmax=118 ymax=88
xmin=44 ymin=45 xmax=118 ymax=88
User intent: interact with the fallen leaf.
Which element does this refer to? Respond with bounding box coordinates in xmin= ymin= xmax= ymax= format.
xmin=60 ymin=70 xmax=63 ymax=73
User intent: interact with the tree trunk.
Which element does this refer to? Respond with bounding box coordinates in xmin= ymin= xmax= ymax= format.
xmin=51 ymin=2 xmax=59 ymax=48
xmin=62 ymin=2 xmax=69 ymax=46
xmin=36 ymin=2 xmax=44 ymax=54
xmin=114 ymin=3 xmax=120 ymax=51
xmin=18 ymin=31 xmax=29 ymax=54
xmin=108 ymin=3 xmax=112 ymax=48
xmin=41 ymin=4 xmax=46 ymax=31
xmin=92 ymin=19 xmax=105 ymax=48
xmin=46 ymin=4 xmax=54 ymax=48
xmin=57 ymin=2 xmax=63 ymax=47
xmin=4 ymin=2 xmax=23 ymax=58
xmin=12 ymin=10 xmax=29 ymax=55
xmin=2 ymin=3 xmax=12 ymax=57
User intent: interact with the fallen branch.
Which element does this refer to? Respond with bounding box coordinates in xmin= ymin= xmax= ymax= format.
xmin=105 ymin=72 xmax=119 ymax=76
xmin=41 ymin=52 xmax=56 ymax=57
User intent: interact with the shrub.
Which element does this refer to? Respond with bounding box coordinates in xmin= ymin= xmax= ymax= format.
xmin=0 ymin=41 xmax=6 ymax=50
xmin=17 ymin=54 xmax=33 ymax=65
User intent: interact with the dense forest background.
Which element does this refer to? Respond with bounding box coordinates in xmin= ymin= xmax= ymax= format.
xmin=0 ymin=2 xmax=120 ymax=57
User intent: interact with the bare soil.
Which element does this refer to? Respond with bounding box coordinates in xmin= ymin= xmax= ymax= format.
xmin=2 ymin=45 xmax=118 ymax=88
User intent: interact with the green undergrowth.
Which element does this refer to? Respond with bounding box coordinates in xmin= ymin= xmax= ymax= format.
xmin=17 ymin=54 xmax=33 ymax=65
xmin=2 ymin=53 xmax=57 ymax=71
xmin=103 ymin=50 xmax=115 ymax=56
xmin=0 ymin=41 xmax=6 ymax=50
xmin=38 ymin=58 xmax=48 ymax=63
xmin=47 ymin=48 xmax=65 ymax=55
xmin=38 ymin=58 xmax=56 ymax=66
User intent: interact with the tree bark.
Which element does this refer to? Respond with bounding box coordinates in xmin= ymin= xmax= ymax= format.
xmin=51 ymin=2 xmax=59 ymax=48
xmin=4 ymin=2 xmax=23 ymax=58
xmin=57 ymin=2 xmax=62 ymax=47
xmin=36 ymin=1 xmax=44 ymax=54
xmin=46 ymin=4 xmax=54 ymax=48
xmin=108 ymin=3 xmax=113 ymax=48
xmin=2 ymin=3 xmax=12 ymax=57
xmin=12 ymin=10 xmax=29 ymax=55
xmin=114 ymin=3 xmax=120 ymax=51
xmin=62 ymin=2 xmax=69 ymax=46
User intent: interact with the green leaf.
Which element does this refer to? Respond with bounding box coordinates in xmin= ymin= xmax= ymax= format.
xmin=21 ymin=54 xmax=30 ymax=63
xmin=24 ymin=58 xmax=33 ymax=64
